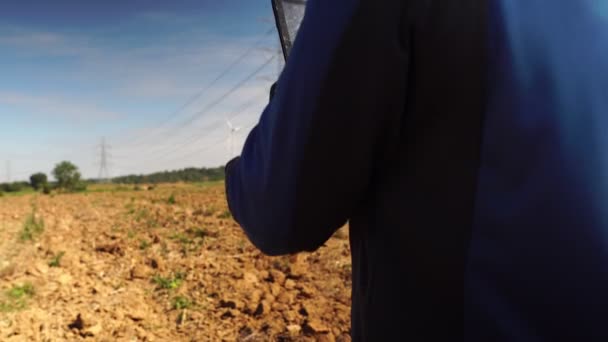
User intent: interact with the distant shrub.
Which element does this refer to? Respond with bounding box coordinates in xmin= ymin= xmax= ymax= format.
xmin=1 ymin=182 xmax=27 ymax=193
xmin=167 ymin=194 xmax=176 ymax=205
xmin=72 ymin=181 xmax=88 ymax=192
xmin=42 ymin=184 xmax=52 ymax=195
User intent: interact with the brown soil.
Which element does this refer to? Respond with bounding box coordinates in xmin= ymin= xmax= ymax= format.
xmin=0 ymin=183 xmax=352 ymax=341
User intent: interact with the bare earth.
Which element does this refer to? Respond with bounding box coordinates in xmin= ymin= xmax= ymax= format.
xmin=0 ymin=183 xmax=352 ymax=341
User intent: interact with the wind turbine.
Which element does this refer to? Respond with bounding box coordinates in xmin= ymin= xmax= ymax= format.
xmin=226 ymin=119 xmax=242 ymax=158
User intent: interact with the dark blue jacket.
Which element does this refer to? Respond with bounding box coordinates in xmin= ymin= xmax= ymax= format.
xmin=226 ymin=0 xmax=608 ymax=340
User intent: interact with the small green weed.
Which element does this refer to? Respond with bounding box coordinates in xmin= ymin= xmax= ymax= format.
xmin=170 ymin=233 xmax=192 ymax=245
xmin=19 ymin=207 xmax=44 ymax=242
xmin=172 ymin=230 xmax=205 ymax=256
xmin=139 ymin=239 xmax=151 ymax=250
xmin=160 ymin=241 xmax=169 ymax=256
xmin=167 ymin=193 xmax=176 ymax=205
xmin=172 ymin=295 xmax=192 ymax=310
xmin=237 ymin=239 xmax=246 ymax=251
xmin=135 ymin=208 xmax=150 ymax=222
xmin=125 ymin=201 xmax=135 ymax=215
xmin=200 ymin=206 xmax=216 ymax=217
xmin=8 ymin=283 xmax=35 ymax=299
xmin=190 ymin=227 xmax=207 ymax=239
xmin=217 ymin=209 xmax=232 ymax=219
xmin=48 ymin=251 xmax=66 ymax=267
xmin=152 ymin=272 xmax=185 ymax=290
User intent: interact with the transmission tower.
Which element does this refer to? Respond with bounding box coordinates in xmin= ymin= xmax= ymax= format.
xmin=97 ymin=137 xmax=111 ymax=182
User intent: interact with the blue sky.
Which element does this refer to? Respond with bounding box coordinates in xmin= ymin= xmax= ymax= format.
xmin=0 ymin=0 xmax=280 ymax=180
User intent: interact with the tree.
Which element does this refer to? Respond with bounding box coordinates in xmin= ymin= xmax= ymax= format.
xmin=52 ymin=161 xmax=82 ymax=191
xmin=30 ymin=173 xmax=48 ymax=191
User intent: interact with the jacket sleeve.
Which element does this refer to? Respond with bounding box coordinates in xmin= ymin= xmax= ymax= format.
xmin=225 ymin=0 xmax=408 ymax=256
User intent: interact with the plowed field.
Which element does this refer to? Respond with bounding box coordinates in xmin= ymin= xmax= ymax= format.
xmin=0 ymin=183 xmax=352 ymax=341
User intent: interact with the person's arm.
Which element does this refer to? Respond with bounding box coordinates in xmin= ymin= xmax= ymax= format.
xmin=226 ymin=0 xmax=408 ymax=256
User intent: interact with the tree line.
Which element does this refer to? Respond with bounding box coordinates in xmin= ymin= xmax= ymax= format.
xmin=0 ymin=161 xmax=86 ymax=195
xmin=111 ymin=167 xmax=225 ymax=184
xmin=0 ymin=163 xmax=225 ymax=195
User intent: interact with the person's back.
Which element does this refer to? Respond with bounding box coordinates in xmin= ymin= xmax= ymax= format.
xmin=225 ymin=0 xmax=608 ymax=340
xmin=467 ymin=1 xmax=608 ymax=340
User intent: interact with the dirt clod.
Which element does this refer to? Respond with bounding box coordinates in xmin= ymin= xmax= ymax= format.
xmin=95 ymin=244 xmax=124 ymax=256
xmin=68 ymin=314 xmax=84 ymax=331
xmin=130 ymin=265 xmax=149 ymax=279
xmin=303 ymin=318 xmax=331 ymax=335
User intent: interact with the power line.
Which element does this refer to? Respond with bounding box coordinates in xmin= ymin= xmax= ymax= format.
xmin=119 ymin=87 xmax=269 ymax=169
xmin=107 ymin=40 xmax=276 ymax=174
xmin=135 ymin=119 xmax=259 ymax=170
xmin=116 ymin=27 xmax=276 ymax=148
xmin=115 ymin=101 xmax=263 ymax=173
xmin=153 ymin=54 xmax=276 ymax=140
xmin=113 ymin=55 xmax=275 ymax=166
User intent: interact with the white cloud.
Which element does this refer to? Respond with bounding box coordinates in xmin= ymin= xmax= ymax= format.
xmin=0 ymin=91 xmax=124 ymax=122
xmin=0 ymin=27 xmax=99 ymax=57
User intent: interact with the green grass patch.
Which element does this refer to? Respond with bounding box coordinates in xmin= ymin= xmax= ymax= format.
xmin=192 ymin=180 xmax=224 ymax=189
xmin=8 ymin=283 xmax=35 ymax=299
xmin=19 ymin=207 xmax=45 ymax=242
xmin=0 ymin=188 xmax=36 ymax=198
xmin=0 ymin=282 xmax=35 ymax=312
xmin=135 ymin=208 xmax=150 ymax=222
xmin=132 ymin=207 xmax=158 ymax=228
xmin=124 ymin=200 xmax=136 ymax=215
xmin=189 ymin=227 xmax=207 ymax=239
xmin=172 ymin=228 xmax=206 ymax=255
xmin=170 ymin=233 xmax=192 ymax=245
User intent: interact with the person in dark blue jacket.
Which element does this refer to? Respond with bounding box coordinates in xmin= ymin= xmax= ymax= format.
xmin=225 ymin=0 xmax=608 ymax=340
